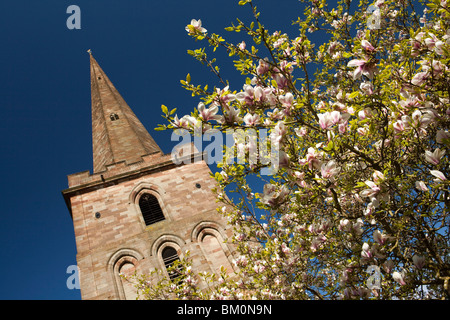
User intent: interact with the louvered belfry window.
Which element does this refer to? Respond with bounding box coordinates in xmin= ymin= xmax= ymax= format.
xmin=139 ymin=193 xmax=165 ymax=226
xmin=162 ymin=247 xmax=181 ymax=281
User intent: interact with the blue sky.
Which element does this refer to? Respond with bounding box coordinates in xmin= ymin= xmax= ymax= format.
xmin=0 ymin=0 xmax=307 ymax=299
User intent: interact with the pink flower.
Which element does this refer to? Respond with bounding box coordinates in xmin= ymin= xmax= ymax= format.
xmin=373 ymin=230 xmax=388 ymax=245
xmin=243 ymin=113 xmax=261 ymax=126
xmin=424 ymin=148 xmax=445 ymax=165
xmin=361 ymin=243 xmax=373 ymax=259
xmin=214 ymin=85 xmax=236 ymax=106
xmin=279 ymin=92 xmax=295 ymax=108
xmin=411 ymin=71 xmax=429 ymax=86
xmin=294 ymin=127 xmax=307 ymax=137
xmin=360 ymin=81 xmax=374 ymax=95
xmin=223 ymin=107 xmax=242 ymax=124
xmin=260 ymin=184 xmax=289 ymax=207
xmin=173 ymin=114 xmax=190 ymax=129
xmin=272 ymin=72 xmax=288 ymax=89
xmin=415 ymin=181 xmax=428 ymax=192
xmin=256 ymin=58 xmax=270 ymax=75
xmin=239 ymin=41 xmax=246 ymax=51
xmin=361 ymin=40 xmax=376 ymax=52
xmin=424 ymin=34 xmax=438 ymax=50
xmin=278 ymin=150 xmax=290 ymax=168
xmin=392 ymin=271 xmax=406 ymax=286
xmin=281 ymin=242 xmax=291 ymax=255
xmin=300 ymin=147 xmax=322 ymax=170
xmin=435 ymin=40 xmax=445 ymax=55
xmin=360 ymin=180 xmax=380 ymax=200
xmin=270 ymin=121 xmax=287 ymax=146
xmin=185 ymin=19 xmax=207 ymax=34
xmin=430 ymin=170 xmax=447 ymax=181
xmin=347 ymin=58 xmax=377 ymax=80
xmin=236 ymin=84 xmax=255 ymax=106
xmin=393 ymin=120 xmax=405 ymax=132
xmin=321 ymin=160 xmax=341 ymax=179
xmin=317 ymin=111 xmax=341 ymax=130
xmin=236 ymin=84 xmax=274 ymax=106
xmin=198 ymin=102 xmax=222 ymax=122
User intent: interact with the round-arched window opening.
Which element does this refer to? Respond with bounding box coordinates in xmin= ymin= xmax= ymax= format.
xmin=162 ymin=247 xmax=181 ymax=281
xmin=139 ymin=193 xmax=165 ymax=226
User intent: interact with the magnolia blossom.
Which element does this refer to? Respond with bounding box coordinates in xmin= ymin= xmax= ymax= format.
xmin=236 ymin=84 xmax=275 ymax=106
xmin=243 ymin=113 xmax=261 ymax=126
xmin=339 ymin=219 xmax=351 ymax=231
xmin=294 ymin=127 xmax=307 ymax=137
xmin=415 ymin=180 xmax=428 ymax=191
xmin=411 ymin=71 xmax=429 ymax=86
xmin=392 ymin=271 xmax=406 ymax=286
xmin=358 ymin=108 xmax=373 ymax=120
xmin=400 ymin=109 xmax=434 ymax=136
xmin=278 ymin=150 xmax=290 ymax=168
xmin=430 ymin=170 xmax=447 ymax=181
xmin=347 ymin=58 xmax=377 ymax=80
xmin=421 ymin=60 xmax=445 ymax=77
xmin=424 ymin=148 xmax=445 ymax=165
xmin=373 ymin=230 xmax=388 ymax=245
xmin=321 ymin=160 xmax=341 ymax=179
xmin=198 ymin=102 xmax=222 ymax=122
xmin=360 ymin=180 xmax=381 ymax=199
xmin=281 ymin=242 xmax=291 ymax=255
xmin=434 ymin=39 xmax=445 ymax=55
xmin=360 ymin=81 xmax=374 ymax=95
xmin=185 ymin=19 xmax=207 ymax=34
xmin=256 ymin=58 xmax=270 ymax=75
xmin=412 ymin=255 xmax=426 ymax=270
xmin=279 ymin=92 xmax=295 ymax=115
xmin=223 ymin=107 xmax=242 ymax=124
xmin=270 ymin=121 xmax=287 ymax=146
xmin=361 ymin=40 xmax=376 ymax=52
xmin=317 ymin=111 xmax=341 ymax=130
xmin=393 ymin=120 xmax=405 ymax=132
xmin=361 ymin=243 xmax=373 ymax=259
xmin=214 ymin=85 xmax=236 ymax=107
xmin=299 ymin=147 xmax=322 ymax=170
xmin=173 ymin=114 xmax=190 ymax=129
xmin=260 ymin=184 xmax=290 ymax=207
xmin=272 ymin=72 xmax=288 ymax=89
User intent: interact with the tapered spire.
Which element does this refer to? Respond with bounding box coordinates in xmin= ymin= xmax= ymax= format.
xmin=89 ymin=52 xmax=161 ymax=173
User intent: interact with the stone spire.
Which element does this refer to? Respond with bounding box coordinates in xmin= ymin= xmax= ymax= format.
xmin=89 ymin=52 xmax=161 ymax=173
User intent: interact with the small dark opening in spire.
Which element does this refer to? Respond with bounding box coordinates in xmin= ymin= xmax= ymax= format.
xmin=110 ymin=113 xmax=119 ymax=121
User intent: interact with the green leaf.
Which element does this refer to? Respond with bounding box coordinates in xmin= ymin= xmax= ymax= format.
xmin=348 ymin=91 xmax=359 ymax=99
xmin=161 ymin=104 xmax=168 ymax=115
xmin=186 ymin=73 xmax=191 ymax=84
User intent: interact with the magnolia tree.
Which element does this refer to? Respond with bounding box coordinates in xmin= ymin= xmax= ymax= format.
xmin=130 ymin=0 xmax=450 ymax=299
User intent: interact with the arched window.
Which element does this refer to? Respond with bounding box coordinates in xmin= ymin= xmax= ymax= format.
xmin=162 ymin=247 xmax=181 ymax=281
xmin=110 ymin=113 xmax=119 ymax=121
xmin=139 ymin=193 xmax=165 ymax=226
xmin=118 ymin=262 xmax=137 ymax=300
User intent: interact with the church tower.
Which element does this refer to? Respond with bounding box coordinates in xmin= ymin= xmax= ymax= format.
xmin=62 ymin=53 xmax=237 ymax=300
